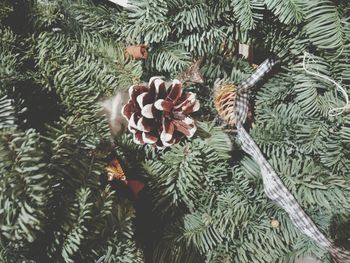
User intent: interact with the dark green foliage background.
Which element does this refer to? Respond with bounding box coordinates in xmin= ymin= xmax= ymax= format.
xmin=0 ymin=0 xmax=349 ymax=262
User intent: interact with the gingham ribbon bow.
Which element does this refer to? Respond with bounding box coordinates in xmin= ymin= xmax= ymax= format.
xmin=234 ymin=59 xmax=350 ymax=262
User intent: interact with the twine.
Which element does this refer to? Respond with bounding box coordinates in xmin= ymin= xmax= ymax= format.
xmin=302 ymin=52 xmax=350 ymax=117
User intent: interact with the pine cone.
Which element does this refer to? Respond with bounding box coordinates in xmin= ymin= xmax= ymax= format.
xmin=214 ymin=82 xmax=254 ymax=127
xmin=122 ymin=77 xmax=200 ymax=148
xmin=214 ymin=83 xmax=237 ymax=126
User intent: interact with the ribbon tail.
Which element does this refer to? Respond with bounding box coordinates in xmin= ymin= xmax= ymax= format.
xmin=234 ymin=59 xmax=350 ymax=262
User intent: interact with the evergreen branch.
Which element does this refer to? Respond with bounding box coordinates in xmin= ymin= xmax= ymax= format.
xmin=305 ymin=1 xmax=349 ymax=50
xmin=295 ymin=120 xmax=329 ymax=154
xmin=144 ymin=139 xmax=227 ymax=214
xmin=123 ymin=0 xmax=170 ymax=43
xmin=171 ymin=2 xmax=210 ymax=34
xmin=0 ymin=96 xmax=16 ymax=130
xmin=151 ymin=220 xmax=202 ymax=263
xmin=33 ymin=31 xmax=141 ymax=131
xmin=231 ymin=0 xmax=264 ymax=31
xmin=264 ymin=0 xmax=305 ymax=24
xmin=61 ymin=187 xmax=93 ymax=263
xmin=150 ymin=43 xmax=191 ymax=73
xmin=0 ymin=129 xmax=50 ymax=244
xmin=292 ymin=56 xmax=333 ymax=117
xmin=183 ymin=212 xmax=223 ymax=253
xmin=320 ymin=131 xmax=350 ymax=175
xmin=68 ymin=0 xmax=127 ymax=40
xmin=0 ymin=28 xmax=22 ymax=86
xmin=94 ymin=200 xmax=143 ymax=263
xmin=31 ymin=0 xmax=64 ymax=31
xmin=196 ymin=121 xmax=232 ymax=159
xmin=180 ymin=27 xmax=226 ymax=56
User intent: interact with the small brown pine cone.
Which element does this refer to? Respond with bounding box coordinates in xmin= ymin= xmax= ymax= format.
xmin=122 ymin=77 xmax=200 ymax=149
xmin=214 ymin=83 xmax=254 ymax=127
xmin=214 ymin=84 xmax=237 ymax=126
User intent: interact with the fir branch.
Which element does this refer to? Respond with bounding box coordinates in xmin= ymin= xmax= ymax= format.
xmin=61 ymin=187 xmax=93 ymax=263
xmin=264 ymin=0 xmax=305 ymax=25
xmin=0 ymin=96 xmax=16 ymax=130
xmin=123 ymin=0 xmax=170 ymax=43
xmin=305 ymin=0 xmax=349 ymax=50
xmin=144 ymin=139 xmax=228 ymax=214
xmin=150 ymin=42 xmax=191 ymax=73
xmin=231 ymin=0 xmax=264 ymax=31
xmin=0 ymin=129 xmax=50 ymax=244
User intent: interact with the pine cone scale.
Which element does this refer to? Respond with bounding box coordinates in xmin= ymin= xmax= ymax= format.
xmin=174 ymin=92 xmax=195 ymax=109
xmin=128 ymin=113 xmax=139 ymax=130
xmin=166 ymin=80 xmax=182 ymax=102
xmin=161 ymin=119 xmax=175 ymax=142
xmin=140 ymin=104 xmax=155 ymax=118
xmin=142 ymin=132 xmax=158 ymax=144
xmin=172 ymin=119 xmax=195 ymax=137
xmin=183 ymin=101 xmax=200 ymax=115
xmin=130 ymin=85 xmax=148 ymax=102
xmin=154 ymin=99 xmax=174 ymax=112
xmin=122 ymin=102 xmax=136 ymax=119
xmin=136 ymin=117 xmax=153 ymax=132
xmin=134 ymin=131 xmax=144 ymax=144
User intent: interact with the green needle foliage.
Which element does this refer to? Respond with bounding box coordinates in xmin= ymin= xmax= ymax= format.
xmin=0 ymin=0 xmax=350 ymax=262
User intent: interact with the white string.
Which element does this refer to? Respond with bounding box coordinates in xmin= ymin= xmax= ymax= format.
xmin=302 ymin=52 xmax=350 ymax=117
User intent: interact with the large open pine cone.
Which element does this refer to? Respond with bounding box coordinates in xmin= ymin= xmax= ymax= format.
xmin=122 ymin=77 xmax=200 ymax=148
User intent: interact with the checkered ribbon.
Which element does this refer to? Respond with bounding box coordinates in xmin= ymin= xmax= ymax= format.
xmin=234 ymin=59 xmax=350 ymax=262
